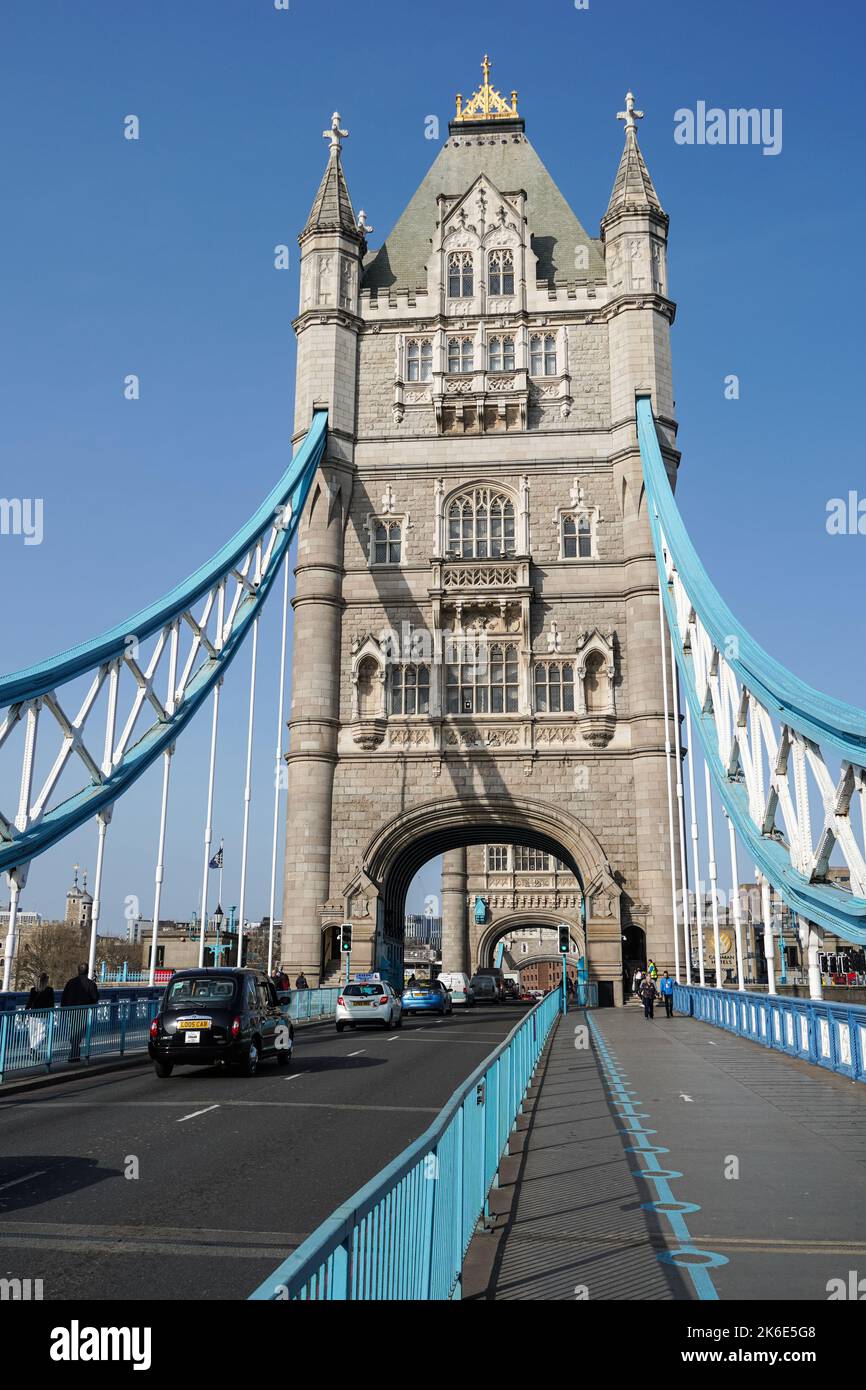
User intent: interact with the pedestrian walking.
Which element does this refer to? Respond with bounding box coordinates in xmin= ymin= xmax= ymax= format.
xmin=659 ymin=970 xmax=674 ymax=1017
xmin=294 ymin=971 xmax=308 ymax=990
xmin=648 ymin=958 xmax=659 ymax=982
xmin=27 ymin=973 xmax=55 ymax=1010
xmin=61 ymin=963 xmax=99 ymax=1063
xmin=25 ymin=972 xmax=54 ymax=1055
xmin=632 ymin=968 xmax=644 ymax=998
xmin=639 ymin=974 xmax=658 ymax=1020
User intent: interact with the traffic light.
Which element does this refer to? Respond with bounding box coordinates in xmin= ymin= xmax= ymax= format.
xmin=558 ymin=924 xmax=570 ymax=954
xmin=340 ymin=922 xmax=353 ymax=954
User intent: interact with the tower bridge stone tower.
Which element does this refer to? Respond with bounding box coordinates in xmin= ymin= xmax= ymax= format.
xmin=282 ymin=63 xmax=682 ymax=1001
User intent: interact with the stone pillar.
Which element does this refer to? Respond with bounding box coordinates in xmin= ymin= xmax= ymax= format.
xmin=441 ymin=847 xmax=469 ymax=974
xmin=281 ymin=470 xmax=346 ymax=986
xmin=603 ymin=190 xmax=681 ymax=981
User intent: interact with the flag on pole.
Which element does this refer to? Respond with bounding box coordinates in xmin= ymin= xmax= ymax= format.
xmin=208 ymin=847 xmax=223 ymax=870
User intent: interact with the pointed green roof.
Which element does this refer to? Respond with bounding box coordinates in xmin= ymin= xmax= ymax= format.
xmin=362 ymin=122 xmax=604 ymax=292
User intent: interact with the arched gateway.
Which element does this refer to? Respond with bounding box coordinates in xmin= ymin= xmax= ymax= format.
xmin=281 ymin=61 xmax=682 ymax=1002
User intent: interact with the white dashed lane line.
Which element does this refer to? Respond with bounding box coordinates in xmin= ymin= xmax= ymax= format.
xmin=176 ymin=1104 xmax=220 ymax=1123
xmin=347 ymin=1050 xmax=366 ymax=1057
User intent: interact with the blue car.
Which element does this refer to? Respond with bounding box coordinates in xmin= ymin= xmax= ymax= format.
xmin=401 ymin=978 xmax=453 ymax=1016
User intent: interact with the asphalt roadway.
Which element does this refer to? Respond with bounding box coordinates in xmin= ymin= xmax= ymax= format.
xmin=0 ymin=1003 xmax=524 ymax=1301
xmin=467 ymin=1002 xmax=866 ymax=1301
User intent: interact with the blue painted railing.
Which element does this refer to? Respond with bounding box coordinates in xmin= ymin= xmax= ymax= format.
xmin=0 ymin=987 xmax=339 ymax=1081
xmin=249 ymin=991 xmax=562 ymax=1301
xmin=0 ymin=997 xmax=160 ymax=1082
xmin=280 ymin=988 xmax=340 ymax=1023
xmin=674 ymin=984 xmax=866 ymax=1084
xmin=0 ymin=986 xmax=164 ymax=1012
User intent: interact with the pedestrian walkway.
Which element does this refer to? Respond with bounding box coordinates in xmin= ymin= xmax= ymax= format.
xmin=464 ymin=1003 xmax=866 ymax=1300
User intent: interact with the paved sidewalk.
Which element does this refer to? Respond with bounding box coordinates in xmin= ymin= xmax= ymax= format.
xmin=464 ymin=1003 xmax=866 ymax=1300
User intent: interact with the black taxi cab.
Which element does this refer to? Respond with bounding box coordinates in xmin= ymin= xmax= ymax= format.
xmin=148 ymin=967 xmax=292 ymax=1078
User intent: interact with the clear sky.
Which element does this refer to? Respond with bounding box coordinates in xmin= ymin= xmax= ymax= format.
xmin=2 ymin=0 xmax=863 ymax=934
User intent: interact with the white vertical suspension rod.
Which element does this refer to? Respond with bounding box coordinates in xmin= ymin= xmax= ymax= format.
xmin=725 ymin=809 xmax=746 ymax=991
xmin=684 ymin=702 xmax=706 ymax=986
xmin=658 ymin=584 xmax=681 ymax=983
xmin=197 ymin=581 xmax=226 ymax=969
xmin=267 ymin=552 xmax=291 ymax=976
xmin=1 ymin=870 xmax=26 ymax=993
xmin=670 ymin=635 xmax=692 ymax=983
xmin=88 ymin=810 xmax=111 ymax=980
xmin=237 ymin=614 xmax=260 ymax=966
xmin=759 ymin=870 xmax=777 ymax=996
xmin=3 ymin=701 xmax=40 ymax=990
xmin=148 ymin=621 xmax=180 ymax=986
xmin=704 ymin=762 xmax=723 ymax=990
xmin=197 ymin=681 xmax=222 ymax=969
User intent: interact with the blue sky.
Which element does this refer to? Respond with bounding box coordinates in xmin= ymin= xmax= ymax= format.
xmin=2 ymin=0 xmax=863 ymax=935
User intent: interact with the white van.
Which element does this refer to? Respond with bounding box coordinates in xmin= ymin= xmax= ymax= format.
xmin=437 ymin=972 xmax=475 ymax=1006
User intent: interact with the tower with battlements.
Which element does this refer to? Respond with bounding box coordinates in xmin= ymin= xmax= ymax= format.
xmin=282 ymin=63 xmax=681 ymax=1001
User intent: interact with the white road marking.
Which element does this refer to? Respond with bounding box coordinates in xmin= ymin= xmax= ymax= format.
xmin=283 ymin=1072 xmax=302 ymax=1081
xmin=679 ymin=1094 xmax=694 ymax=1103
xmin=387 ymin=1035 xmax=400 ymax=1043
xmin=0 ymin=1170 xmax=46 ymax=1192
xmin=347 ymin=1050 xmax=366 ymax=1057
xmin=176 ymin=1104 xmax=219 ymax=1123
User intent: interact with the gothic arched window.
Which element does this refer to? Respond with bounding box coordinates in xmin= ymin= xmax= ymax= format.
xmin=447 ymin=337 xmax=474 ymax=373
xmin=448 ymin=251 xmax=474 ymax=297
xmin=446 ymin=487 xmax=516 ymax=559
xmin=406 ymin=339 xmax=433 ymax=382
xmin=488 ymin=248 xmax=514 ymax=296
xmin=530 ymin=333 xmax=557 ymax=376
xmin=562 ymin=513 xmax=593 ymax=559
xmin=372 ymin=520 xmax=402 ymax=565
xmin=488 ymin=335 xmax=515 ymax=371
xmin=534 ymin=662 xmax=576 ymax=713
xmin=445 ymin=641 xmax=519 ymax=714
xmin=390 ymin=663 xmax=431 ymax=715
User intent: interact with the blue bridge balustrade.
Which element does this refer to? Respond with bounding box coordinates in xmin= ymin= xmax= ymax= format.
xmin=674 ymin=983 xmax=866 ymax=1083
xmin=249 ymin=991 xmax=561 ymax=1301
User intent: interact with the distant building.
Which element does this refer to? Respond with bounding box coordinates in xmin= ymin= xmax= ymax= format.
xmin=64 ymin=865 xmax=93 ymax=929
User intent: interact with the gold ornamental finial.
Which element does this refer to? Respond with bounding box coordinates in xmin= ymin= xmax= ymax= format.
xmin=454 ymin=55 xmax=519 ymax=122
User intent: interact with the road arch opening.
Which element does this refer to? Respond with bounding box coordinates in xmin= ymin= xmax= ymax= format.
xmin=310 ymin=795 xmax=625 ymax=1003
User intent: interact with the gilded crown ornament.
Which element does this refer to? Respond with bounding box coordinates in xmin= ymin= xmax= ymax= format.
xmin=454 ymin=55 xmax=518 ymax=122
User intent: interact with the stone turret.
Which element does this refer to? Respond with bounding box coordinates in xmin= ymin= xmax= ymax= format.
xmin=293 ymin=111 xmax=366 ymax=441
xmin=602 ymin=92 xmax=682 ymax=973
xmin=282 ymin=114 xmax=365 ymax=983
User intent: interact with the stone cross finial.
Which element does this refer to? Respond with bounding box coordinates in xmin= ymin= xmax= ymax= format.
xmin=380 ymin=483 xmax=395 ymax=513
xmin=357 ymin=209 xmax=374 ymax=235
xmin=569 ymin=477 xmax=585 ymax=509
xmin=547 ymin=619 xmax=562 ymax=654
xmin=323 ymin=111 xmax=349 ymax=151
xmin=616 ymin=91 xmax=644 ymax=132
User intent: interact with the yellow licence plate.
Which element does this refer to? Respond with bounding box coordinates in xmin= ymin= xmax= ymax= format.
xmin=178 ymin=1019 xmax=211 ymax=1030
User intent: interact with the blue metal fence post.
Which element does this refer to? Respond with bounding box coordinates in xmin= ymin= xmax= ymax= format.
xmin=0 ymin=1011 xmax=7 ymax=1084
xmin=419 ymin=1145 xmax=438 ymax=1300
xmin=119 ymin=999 xmax=127 ymax=1056
xmin=83 ymin=1004 xmax=95 ymax=1062
xmin=45 ymin=1007 xmax=56 ymax=1071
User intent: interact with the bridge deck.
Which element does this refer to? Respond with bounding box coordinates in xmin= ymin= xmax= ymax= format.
xmin=466 ymin=1002 xmax=866 ymax=1301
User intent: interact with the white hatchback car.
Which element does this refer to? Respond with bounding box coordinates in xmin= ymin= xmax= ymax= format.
xmin=437 ymin=971 xmax=475 ymax=1006
xmin=336 ymin=980 xmax=402 ymax=1032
